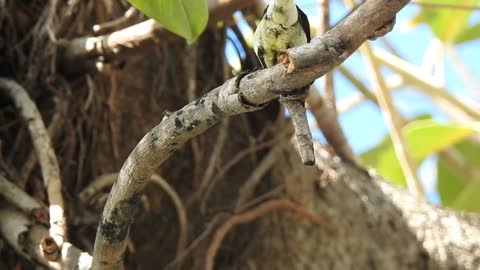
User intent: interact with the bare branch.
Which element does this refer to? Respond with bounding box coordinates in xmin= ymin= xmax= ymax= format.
xmin=341 ymin=0 xmax=422 ymax=198
xmin=200 ymin=118 xmax=230 ymax=199
xmin=0 ymin=206 xmax=91 ymax=270
xmin=21 ymin=93 xmax=68 ymax=188
xmin=93 ymin=7 xmax=139 ymax=35
xmin=0 ymin=174 xmax=48 ymax=225
xmin=91 ymin=1 xmax=411 ymax=268
xmin=281 ymin=98 xmax=315 ymax=165
xmin=235 ymin=144 xmax=285 ymax=210
xmin=306 ymin=88 xmax=355 ymax=161
xmin=196 ymin=126 xmax=292 ymax=208
xmin=361 ymin=42 xmax=426 ymax=199
xmin=374 ymin=48 xmax=480 ymax=121
xmin=61 ymin=0 xmax=257 ymax=74
xmin=79 ymin=173 xmax=188 ymax=261
xmin=0 ymin=79 xmax=67 ymax=254
xmin=318 ymin=0 xmax=335 ymax=111
xmin=205 ymin=199 xmax=327 ymax=270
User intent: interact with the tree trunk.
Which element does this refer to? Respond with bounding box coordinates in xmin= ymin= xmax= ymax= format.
xmin=231 ymin=145 xmax=480 ymax=269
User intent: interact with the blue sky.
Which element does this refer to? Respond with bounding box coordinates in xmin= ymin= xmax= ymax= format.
xmin=225 ymin=1 xmax=480 ymax=203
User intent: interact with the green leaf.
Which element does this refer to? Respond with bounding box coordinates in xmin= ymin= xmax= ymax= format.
xmin=454 ymin=23 xmax=480 ymax=44
xmin=438 ymin=139 xmax=480 ymax=209
xmin=453 ymin=178 xmax=480 ymax=213
xmin=360 ymin=119 xmax=477 ymax=187
xmin=128 ymin=0 xmax=208 ymax=42
xmin=412 ymin=0 xmax=479 ymax=43
xmin=437 ymin=155 xmax=467 ymax=206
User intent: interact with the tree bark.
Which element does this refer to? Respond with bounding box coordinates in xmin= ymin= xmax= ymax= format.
xmin=228 ymin=144 xmax=480 ymax=269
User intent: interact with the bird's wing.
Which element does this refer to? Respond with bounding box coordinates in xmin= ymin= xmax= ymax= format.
xmin=254 ymin=8 xmax=268 ymax=68
xmin=256 ymin=45 xmax=267 ymax=68
xmin=297 ymin=6 xmax=311 ymax=43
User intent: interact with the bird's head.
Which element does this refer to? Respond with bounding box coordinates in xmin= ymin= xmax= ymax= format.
xmin=266 ymin=0 xmax=298 ymax=27
xmin=271 ymin=0 xmax=295 ymax=6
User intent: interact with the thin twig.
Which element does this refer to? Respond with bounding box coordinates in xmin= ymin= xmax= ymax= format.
xmin=336 ymin=65 xmax=404 ymax=114
xmin=379 ymin=37 xmax=402 ymax=58
xmin=93 ymin=6 xmax=138 ymax=34
xmin=336 ymin=67 xmax=476 ymax=182
xmin=198 ymin=127 xmax=292 ymax=208
xmin=235 ymin=144 xmax=284 ymax=210
xmin=302 ymin=1 xmax=355 ymax=162
xmin=185 ymin=42 xmax=198 ymax=102
xmin=337 ymin=65 xmax=376 ymax=101
xmin=358 ymin=42 xmax=426 ymax=198
xmin=306 ymin=89 xmax=355 ymax=161
xmin=374 ymin=48 xmax=480 ymax=120
xmin=318 ymin=0 xmax=336 ymax=112
xmin=205 ymin=199 xmax=326 ymax=270
xmin=235 ymin=185 xmax=285 ymax=213
xmin=345 ymin=0 xmax=423 ymax=199
xmin=0 ymin=78 xmax=67 ymax=253
xmin=191 ymin=138 xmax=203 ymax=182
xmin=107 ymin=70 xmax=120 ymax=167
xmin=281 ymin=97 xmax=315 ymax=165
xmin=446 ymin=46 xmax=480 ymax=100
xmin=200 ymin=118 xmax=230 ymax=207
xmin=165 ymin=213 xmax=229 ymax=270
xmin=336 ymin=75 xmax=404 ymax=114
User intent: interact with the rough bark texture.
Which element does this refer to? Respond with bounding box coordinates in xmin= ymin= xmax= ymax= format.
xmin=232 ymin=145 xmax=480 ymax=269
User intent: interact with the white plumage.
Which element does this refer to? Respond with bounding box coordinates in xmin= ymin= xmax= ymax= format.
xmin=253 ymin=0 xmax=310 ymax=68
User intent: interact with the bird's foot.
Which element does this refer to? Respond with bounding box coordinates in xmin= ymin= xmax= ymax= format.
xmin=368 ymin=16 xmax=396 ymax=41
xmin=234 ymin=68 xmax=268 ymax=109
xmin=270 ymin=84 xmax=311 ymax=102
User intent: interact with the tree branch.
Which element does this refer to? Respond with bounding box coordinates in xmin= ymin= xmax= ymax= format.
xmin=91 ymin=0 xmax=411 ymax=268
xmin=61 ymin=0 xmax=257 ymax=74
xmin=359 ymin=42 xmax=425 ymax=199
xmin=0 ymin=174 xmax=48 ymax=225
xmin=374 ymin=48 xmax=480 ymax=120
xmin=0 ymin=206 xmax=92 ymax=270
xmin=205 ymin=199 xmax=327 ymax=270
xmin=0 ymin=78 xmax=67 ymax=256
xmin=78 ymin=172 xmax=188 ymax=261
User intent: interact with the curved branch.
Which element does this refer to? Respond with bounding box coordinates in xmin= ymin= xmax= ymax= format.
xmin=91 ymin=1 xmax=411 ymax=268
xmin=205 ymin=199 xmax=327 ymax=270
xmin=79 ymin=173 xmax=188 ymax=260
xmin=0 ymin=78 xmax=67 ymax=254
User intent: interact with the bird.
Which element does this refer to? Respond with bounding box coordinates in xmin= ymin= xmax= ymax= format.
xmin=251 ymin=0 xmax=316 ymax=165
xmin=233 ymin=0 xmax=311 ymax=108
xmin=253 ymin=0 xmax=310 ymax=73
